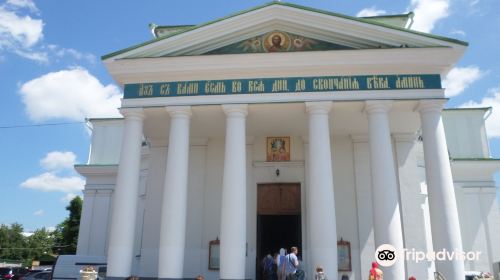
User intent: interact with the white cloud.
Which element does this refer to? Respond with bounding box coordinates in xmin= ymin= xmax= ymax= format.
xmin=33 ymin=209 xmax=44 ymax=216
xmin=409 ymin=0 xmax=449 ymax=32
xmin=19 ymin=67 xmax=122 ymax=122
xmin=0 ymin=1 xmax=44 ymax=62
xmin=13 ymin=48 xmax=47 ymax=63
xmin=61 ymin=193 xmax=79 ymax=203
xmin=6 ymin=0 xmax=38 ymax=13
xmin=450 ymin=29 xmax=466 ymax=37
xmin=469 ymin=0 xmax=480 ymax=6
xmin=0 ymin=2 xmax=94 ymax=64
xmin=461 ymin=87 xmax=500 ymax=138
xmin=442 ymin=66 xmax=483 ymax=97
xmin=48 ymin=44 xmax=96 ymax=64
xmin=0 ymin=6 xmax=43 ymax=48
xmin=356 ymin=7 xmax=387 ymax=17
xmin=41 ymin=151 xmax=77 ymax=170
xmin=21 ymin=172 xmax=85 ymax=193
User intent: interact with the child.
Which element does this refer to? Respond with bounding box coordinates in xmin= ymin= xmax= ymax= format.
xmin=314 ymin=266 xmax=327 ymax=280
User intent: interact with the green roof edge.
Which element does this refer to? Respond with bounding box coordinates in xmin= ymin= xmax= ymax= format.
xmin=86 ymin=118 xmax=124 ymax=122
xmin=360 ymin=12 xmax=414 ymax=19
xmin=74 ymin=164 xmax=119 ymax=167
xmin=154 ymin=24 xmax=195 ymax=29
xmin=451 ymin=158 xmax=500 ymax=161
xmin=101 ymin=2 xmax=468 ymax=60
xmin=444 ymin=107 xmax=492 ymax=111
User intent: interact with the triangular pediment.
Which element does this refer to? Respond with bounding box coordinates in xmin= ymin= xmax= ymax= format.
xmin=102 ymin=2 xmax=467 ymax=60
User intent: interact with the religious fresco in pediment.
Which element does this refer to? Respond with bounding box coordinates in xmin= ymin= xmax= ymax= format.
xmin=207 ymin=31 xmax=352 ymax=54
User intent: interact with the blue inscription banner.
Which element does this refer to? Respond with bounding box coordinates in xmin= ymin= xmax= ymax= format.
xmin=123 ymin=74 xmax=441 ymax=99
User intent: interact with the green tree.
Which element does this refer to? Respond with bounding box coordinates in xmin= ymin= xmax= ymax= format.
xmin=55 ymin=196 xmax=82 ymax=254
xmin=0 ymin=223 xmax=27 ymax=263
xmin=26 ymin=228 xmax=54 ymax=264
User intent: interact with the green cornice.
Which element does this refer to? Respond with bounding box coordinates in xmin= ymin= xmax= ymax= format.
xmin=361 ymin=12 xmax=414 ymax=19
xmin=86 ymin=117 xmax=123 ymax=121
xmin=74 ymin=164 xmax=119 ymax=167
xmin=451 ymin=158 xmax=500 ymax=161
xmin=101 ymin=1 xmax=468 ymax=60
xmin=444 ymin=107 xmax=492 ymax=111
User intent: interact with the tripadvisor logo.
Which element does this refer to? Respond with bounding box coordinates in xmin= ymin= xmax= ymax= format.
xmin=375 ymin=244 xmax=482 ymax=267
xmin=375 ymin=244 xmax=397 ymax=267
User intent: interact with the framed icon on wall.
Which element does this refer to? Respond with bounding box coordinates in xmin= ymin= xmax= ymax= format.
xmin=266 ymin=136 xmax=290 ymax=162
xmin=338 ymin=239 xmax=351 ymax=271
xmin=209 ymin=238 xmax=220 ymax=270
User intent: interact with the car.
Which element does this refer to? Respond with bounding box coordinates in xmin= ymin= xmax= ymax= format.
xmin=51 ymin=255 xmax=106 ymax=280
xmin=19 ymin=271 xmax=51 ymax=280
xmin=465 ymin=271 xmax=494 ymax=280
xmin=0 ymin=267 xmax=30 ymax=280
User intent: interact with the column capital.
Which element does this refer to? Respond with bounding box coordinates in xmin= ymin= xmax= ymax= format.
xmin=166 ymin=105 xmax=192 ymax=118
xmin=119 ymin=108 xmax=145 ymax=120
xmin=416 ymin=99 xmax=447 ymax=114
xmin=222 ymin=104 xmax=248 ymax=117
xmin=364 ymin=100 xmax=393 ymax=114
xmin=305 ymin=101 xmax=333 ymax=114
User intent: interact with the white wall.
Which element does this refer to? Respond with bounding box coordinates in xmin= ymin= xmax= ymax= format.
xmin=442 ymin=109 xmax=489 ymax=159
xmin=455 ymin=183 xmax=500 ymax=274
xmin=88 ymin=119 xmax=124 ymax=165
xmin=393 ymin=135 xmax=434 ymax=279
xmin=332 ymin=136 xmax=361 ymax=280
xmin=76 ymin=165 xmax=117 ymax=256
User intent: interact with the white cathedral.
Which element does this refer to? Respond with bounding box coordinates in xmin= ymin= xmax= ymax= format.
xmin=75 ymin=3 xmax=500 ymax=280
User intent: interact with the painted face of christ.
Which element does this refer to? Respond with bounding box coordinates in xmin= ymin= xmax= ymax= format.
xmin=272 ymin=35 xmax=282 ymax=47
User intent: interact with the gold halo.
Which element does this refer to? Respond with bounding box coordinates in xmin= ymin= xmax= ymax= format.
xmin=263 ymin=31 xmax=290 ymax=52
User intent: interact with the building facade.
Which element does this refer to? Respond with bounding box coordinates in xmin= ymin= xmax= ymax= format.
xmin=75 ymin=3 xmax=500 ymax=280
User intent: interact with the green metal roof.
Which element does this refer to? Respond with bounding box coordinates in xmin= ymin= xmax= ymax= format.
xmin=360 ymin=12 xmax=414 ymax=28
xmin=451 ymin=158 xmax=500 ymax=161
xmin=151 ymin=24 xmax=195 ymax=38
xmin=444 ymin=107 xmax=492 ymax=111
xmin=102 ymin=1 xmax=468 ymax=60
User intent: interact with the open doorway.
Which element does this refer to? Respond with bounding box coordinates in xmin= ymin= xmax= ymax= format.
xmin=256 ymin=183 xmax=301 ymax=280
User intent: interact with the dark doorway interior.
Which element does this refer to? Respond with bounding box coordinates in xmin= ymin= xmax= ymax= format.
xmin=257 ymin=214 xmax=302 ymax=259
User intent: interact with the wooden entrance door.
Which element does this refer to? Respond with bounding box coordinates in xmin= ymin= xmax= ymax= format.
xmin=257 ymin=183 xmax=301 ymax=215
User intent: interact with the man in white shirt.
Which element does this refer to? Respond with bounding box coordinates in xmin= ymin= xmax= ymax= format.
xmin=285 ymin=246 xmax=299 ymax=279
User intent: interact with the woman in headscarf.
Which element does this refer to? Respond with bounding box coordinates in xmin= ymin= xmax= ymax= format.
xmin=277 ymin=248 xmax=287 ymax=280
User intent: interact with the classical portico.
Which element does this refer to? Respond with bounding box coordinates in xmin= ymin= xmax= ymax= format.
xmin=74 ymin=2 xmax=500 ymax=280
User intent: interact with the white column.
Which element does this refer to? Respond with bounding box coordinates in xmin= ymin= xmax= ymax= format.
xmin=305 ymin=101 xmax=338 ymax=279
xmin=107 ymin=108 xmax=145 ymax=278
xmin=220 ymin=104 xmax=248 ymax=280
xmin=418 ymin=100 xmax=465 ymax=279
xmin=158 ymin=106 xmax=192 ymax=279
xmin=365 ymin=101 xmax=405 ymax=280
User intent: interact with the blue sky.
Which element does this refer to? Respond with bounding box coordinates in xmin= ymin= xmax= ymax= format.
xmin=0 ymin=0 xmax=499 ymax=232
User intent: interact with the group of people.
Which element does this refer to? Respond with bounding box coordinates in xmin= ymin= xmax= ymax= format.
xmin=261 ymin=246 xmax=310 ymax=280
